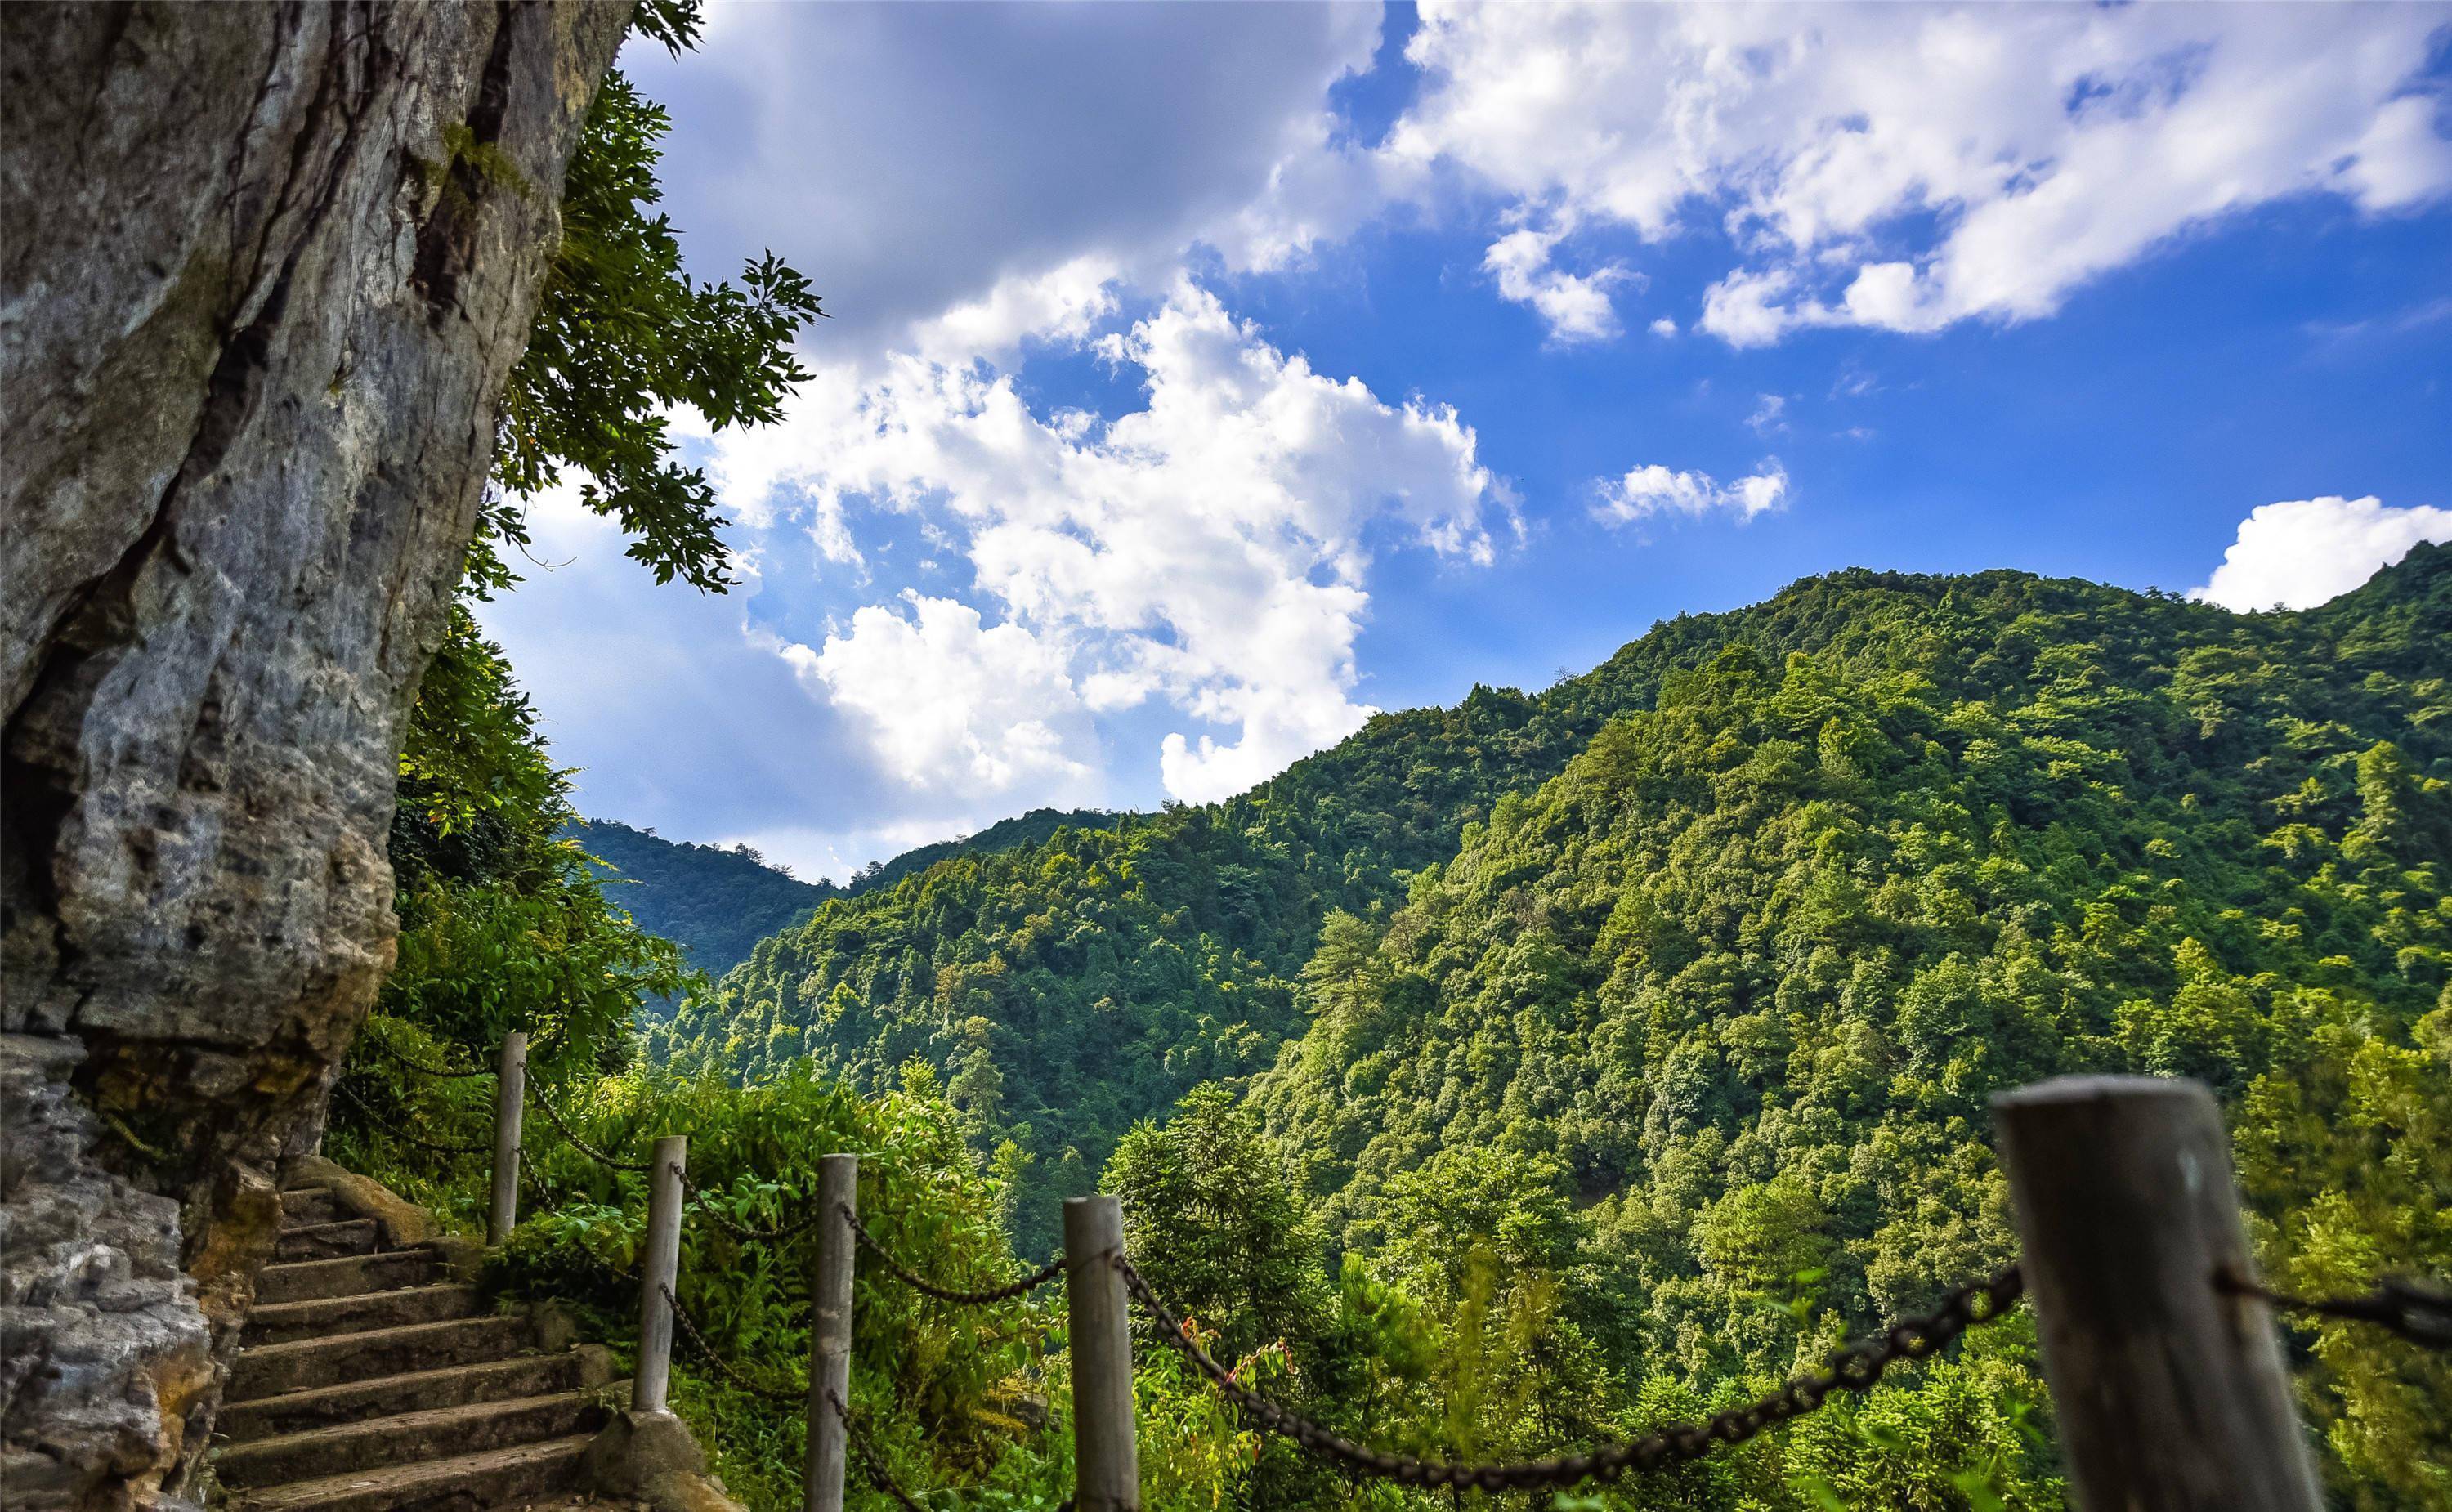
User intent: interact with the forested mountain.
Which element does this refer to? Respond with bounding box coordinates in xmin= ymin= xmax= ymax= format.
xmin=569 ymin=807 xmax=1118 ymax=995
xmin=568 ymin=819 xmax=835 ymax=994
xmin=651 ymin=678 xmax=1616 ymax=1234
xmin=1252 ymin=556 xmax=2451 ymax=1504
xmin=548 ymin=552 xmax=2446 ymax=1507
xmin=852 ymin=805 xmax=1121 ymax=892
xmin=656 ymin=546 xmax=2447 ymax=1250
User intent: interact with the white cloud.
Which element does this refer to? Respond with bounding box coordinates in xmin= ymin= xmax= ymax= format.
xmin=1482 ymin=226 xmax=1631 ymax=343
xmin=1747 ymin=394 xmax=1790 ymax=436
xmin=911 ymin=256 xmax=1123 ymax=369
xmin=802 ymin=593 xmax=1101 ymax=801
xmin=1385 ymin=3 xmax=2450 ymax=347
xmin=1595 ymin=460 xmax=1791 ymax=526
xmin=702 ymin=282 xmax=1502 ymax=806
xmin=471 ymin=486 xmax=924 ymax=879
xmin=2192 ymin=495 xmax=2452 ymax=611
xmin=644 ymin=7 xmax=2443 ymax=366
xmin=494 ymin=5 xmax=2450 ymax=876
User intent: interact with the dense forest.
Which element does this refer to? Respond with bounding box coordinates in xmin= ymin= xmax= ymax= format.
xmin=566 ymin=819 xmax=832 ymax=994
xmin=566 ymin=807 xmax=1119 ymax=995
xmin=644 ymin=550 xmax=2450 ymax=1507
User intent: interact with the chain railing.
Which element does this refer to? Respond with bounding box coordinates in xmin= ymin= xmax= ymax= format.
xmin=336 ymin=1043 xmax=2452 ymax=1512
xmin=662 ymin=1282 xmax=808 ymax=1407
xmin=675 ymin=1165 xmax=832 ymax=1244
xmin=1121 ymin=1252 xmax=2023 ymax=1492
xmin=332 ymin=1078 xmax=494 ymax=1155
xmin=843 ymin=1203 xmax=1066 ymax=1307
xmin=525 ymin=1076 xmax=657 ymax=1173
xmin=2218 ymin=1269 xmax=2452 ymax=1351
xmin=829 ymin=1391 xmax=931 ymax=1511
xmin=356 ymin=1025 xmax=495 ymax=1080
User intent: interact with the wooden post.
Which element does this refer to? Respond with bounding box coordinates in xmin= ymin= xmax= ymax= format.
xmin=486 ymin=1030 xmax=526 ymax=1246
xmin=804 ymin=1152 xmax=857 ymax=1512
xmin=634 ymin=1134 xmax=688 ymax=1414
xmin=1993 ymin=1076 xmax=2322 ymax=1512
xmin=1064 ymin=1195 xmax=1139 ymax=1511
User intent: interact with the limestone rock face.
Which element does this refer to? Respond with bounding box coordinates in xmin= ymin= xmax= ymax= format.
xmin=0 ymin=1036 xmax=213 ymax=1512
xmin=0 ymin=3 xmax=628 ymax=1505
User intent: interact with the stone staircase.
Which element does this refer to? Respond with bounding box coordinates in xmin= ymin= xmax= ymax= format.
xmin=212 ymin=1180 xmax=624 ymax=1510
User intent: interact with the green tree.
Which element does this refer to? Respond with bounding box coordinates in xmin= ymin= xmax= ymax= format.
xmin=478 ymin=2 xmax=822 ymax=596
xmin=1107 ymin=1084 xmax=1336 ymax=1366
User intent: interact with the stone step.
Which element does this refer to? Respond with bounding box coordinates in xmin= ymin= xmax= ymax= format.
xmin=278 ymin=1187 xmax=340 ymax=1228
xmin=254 ymin=1248 xmax=441 ymax=1307
xmin=212 ymin=1385 xmax=619 ymax=1489
xmin=273 ymin=1219 xmax=378 ymax=1262
xmin=219 ymin=1433 xmax=595 ymax=1512
xmin=242 ymin=1284 xmax=483 ymax=1347
xmin=231 ymin=1315 xmax=535 ymax=1402
xmin=218 ymin=1354 xmax=588 ymax=1443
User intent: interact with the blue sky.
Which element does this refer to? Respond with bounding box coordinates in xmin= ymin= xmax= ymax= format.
xmin=481 ymin=1 xmax=2452 ymax=883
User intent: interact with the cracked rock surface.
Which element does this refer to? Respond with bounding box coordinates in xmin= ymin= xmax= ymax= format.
xmin=0 ymin=4 xmax=628 ymax=1505
xmin=2 ymin=1036 xmax=212 ymax=1512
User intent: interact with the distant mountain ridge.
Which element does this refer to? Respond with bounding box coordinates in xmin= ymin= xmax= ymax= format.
xmin=649 ymin=549 xmax=2451 ymax=1277
xmin=568 ymin=808 xmax=1115 ymax=995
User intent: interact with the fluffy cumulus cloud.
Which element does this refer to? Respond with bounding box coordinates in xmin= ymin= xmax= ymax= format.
xmin=799 ymin=594 xmax=1100 ymax=801
xmin=1382 ymin=2 xmax=2452 ymax=346
xmin=1595 ymin=461 xmax=1790 ymax=527
xmin=498 ymin=5 xmax=2448 ymax=870
xmin=1482 ymin=227 xmax=1631 ymax=343
xmin=708 ymin=284 xmax=1501 ymax=806
xmin=2193 ymin=495 xmax=2452 ymax=611
xmin=470 ymin=488 xmax=924 ymax=880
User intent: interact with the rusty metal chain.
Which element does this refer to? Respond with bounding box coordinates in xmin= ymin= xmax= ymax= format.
xmin=357 ymin=1029 xmax=494 ymax=1080
xmin=828 ymin=1390 xmax=933 ymax=1510
xmin=677 ymin=1166 xmax=830 ymax=1244
xmin=1118 ymin=1252 xmax=2025 ymax=1492
xmin=842 ymin=1203 xmax=1065 ymax=1307
xmin=662 ymin=1282 xmax=808 ymax=1406
xmin=333 ymin=1080 xmax=493 ymax=1154
xmin=2219 ymin=1269 xmax=2452 ymax=1351
xmin=524 ymin=1080 xmax=656 ymax=1173
xmin=515 ymin=1143 xmax=565 ymax=1209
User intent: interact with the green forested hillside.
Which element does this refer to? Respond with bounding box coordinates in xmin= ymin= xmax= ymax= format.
xmin=568 ymin=818 xmax=835 ymax=994
xmin=656 ymin=551 xmax=2450 ymax=1506
xmin=660 ymin=553 xmax=2449 ymax=1216
xmin=855 ymin=805 xmax=1121 ymax=891
xmin=651 ymin=679 xmax=1613 ymax=1246
xmin=1252 ymin=557 xmax=2450 ymax=1503
xmin=569 ymin=807 xmax=1121 ymax=997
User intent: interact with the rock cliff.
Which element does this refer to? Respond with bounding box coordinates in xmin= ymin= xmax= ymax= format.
xmin=1 ymin=4 xmax=629 ymax=1505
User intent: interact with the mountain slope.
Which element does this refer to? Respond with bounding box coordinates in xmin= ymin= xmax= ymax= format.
xmin=572 ymin=807 xmax=1123 ymax=996
xmin=570 ymin=819 xmax=834 ymax=995
xmin=656 ymin=549 xmax=2452 ymax=1278
xmin=1247 ymin=548 xmax=2450 ymax=1502
xmin=852 ymin=806 xmax=1119 ymax=894
xmin=1256 ymin=552 xmax=2448 ymax=1318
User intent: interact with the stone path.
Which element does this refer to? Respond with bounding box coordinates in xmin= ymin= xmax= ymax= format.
xmin=212 ymin=1180 xmax=624 ymax=1510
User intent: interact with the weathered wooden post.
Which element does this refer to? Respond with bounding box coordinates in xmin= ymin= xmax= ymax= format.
xmin=634 ymin=1135 xmax=689 ymax=1413
xmin=487 ymin=1030 xmax=527 ymax=1245
xmin=1993 ymin=1076 xmax=2323 ymax=1512
xmin=805 ymin=1152 xmax=857 ymax=1512
xmin=1064 ymin=1195 xmax=1139 ymax=1511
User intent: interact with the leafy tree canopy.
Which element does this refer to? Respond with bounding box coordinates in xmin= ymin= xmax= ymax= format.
xmin=477 ymin=0 xmax=823 ymax=596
